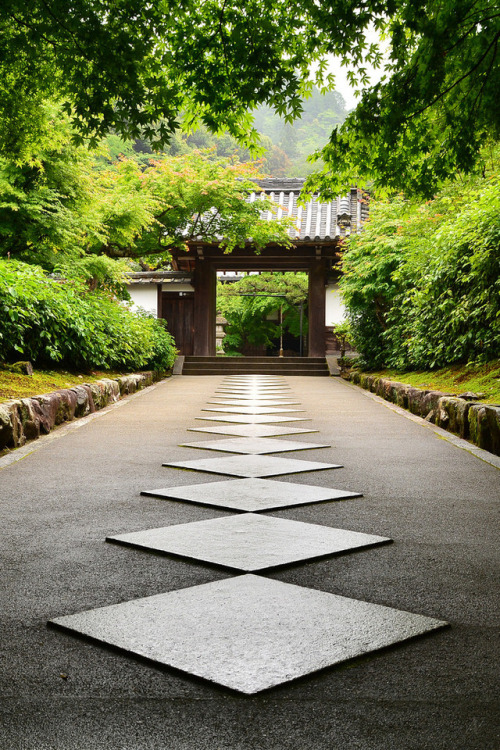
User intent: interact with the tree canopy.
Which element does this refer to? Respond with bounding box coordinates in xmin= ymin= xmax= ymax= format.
xmin=1 ymin=0 xmax=497 ymax=194
xmin=0 ymin=106 xmax=293 ymax=276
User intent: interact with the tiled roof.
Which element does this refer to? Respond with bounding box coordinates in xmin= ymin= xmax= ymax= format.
xmin=249 ymin=179 xmax=365 ymax=241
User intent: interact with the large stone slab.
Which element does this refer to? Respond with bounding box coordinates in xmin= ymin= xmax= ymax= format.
xmin=196 ymin=414 xmax=310 ymax=424
xmin=202 ymin=406 xmax=304 ymax=415
xmin=180 ymin=437 xmax=330 ymax=454
xmin=187 ymin=424 xmax=319 ymax=437
xmin=107 ymin=513 xmax=392 ymax=572
xmin=141 ymin=477 xmax=362 ymax=511
xmin=163 ymin=454 xmax=342 ymax=477
xmin=216 ymin=387 xmax=291 ymax=393
xmin=49 ymin=575 xmax=448 ymax=694
xmin=208 ymin=399 xmax=300 ymax=406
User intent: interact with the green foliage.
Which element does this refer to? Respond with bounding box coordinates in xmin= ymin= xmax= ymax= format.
xmin=218 ymin=273 xmax=308 ymax=354
xmin=341 ymin=160 xmax=500 ymax=369
xmin=0 ymin=260 xmax=176 ymax=371
xmin=0 ymin=111 xmax=293 ymax=269
xmin=2 ymin=1 xmax=496 ymax=193
xmin=306 ymin=1 xmax=500 ymax=197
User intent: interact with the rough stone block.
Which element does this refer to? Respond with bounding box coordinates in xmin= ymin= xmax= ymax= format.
xmin=0 ymin=403 xmax=15 ymax=450
xmin=437 ymin=397 xmax=472 ymax=438
xmin=469 ymin=404 xmax=500 ymax=456
xmin=18 ymin=398 xmax=41 ymax=441
xmin=70 ymin=385 xmax=95 ymax=417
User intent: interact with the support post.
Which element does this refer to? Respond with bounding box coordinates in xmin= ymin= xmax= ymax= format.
xmin=193 ymin=260 xmax=216 ymax=356
xmin=308 ymin=260 xmax=326 ymax=357
xmin=156 ymin=283 xmax=163 ymax=319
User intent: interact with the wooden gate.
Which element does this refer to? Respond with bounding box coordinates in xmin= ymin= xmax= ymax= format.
xmin=161 ymin=293 xmax=194 ymax=355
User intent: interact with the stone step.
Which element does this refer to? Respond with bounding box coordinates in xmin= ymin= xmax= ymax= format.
xmin=181 ymin=356 xmax=330 ymax=376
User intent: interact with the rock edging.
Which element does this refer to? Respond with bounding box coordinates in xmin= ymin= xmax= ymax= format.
xmin=348 ymin=371 xmax=500 ymax=457
xmin=0 ymin=371 xmax=167 ymax=453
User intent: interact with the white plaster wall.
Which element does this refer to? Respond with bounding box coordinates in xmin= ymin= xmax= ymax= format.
xmin=325 ymin=282 xmax=346 ymax=325
xmin=126 ymin=285 xmax=158 ymax=317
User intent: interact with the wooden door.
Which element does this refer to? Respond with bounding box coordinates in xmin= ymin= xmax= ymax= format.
xmin=161 ymin=293 xmax=194 ymax=355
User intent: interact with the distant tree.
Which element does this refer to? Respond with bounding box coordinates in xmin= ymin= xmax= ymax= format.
xmin=262 ymin=146 xmax=293 ymax=177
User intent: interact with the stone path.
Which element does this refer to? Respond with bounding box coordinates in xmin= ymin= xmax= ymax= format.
xmin=2 ymin=373 xmax=499 ymax=749
xmin=49 ymin=375 xmax=446 ymax=694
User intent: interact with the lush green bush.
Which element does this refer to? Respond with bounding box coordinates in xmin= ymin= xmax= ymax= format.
xmin=0 ymin=260 xmax=177 ymax=371
xmin=341 ymin=164 xmax=500 ymax=370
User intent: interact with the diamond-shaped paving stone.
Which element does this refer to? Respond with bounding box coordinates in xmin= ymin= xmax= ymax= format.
xmin=187 ymin=424 xmax=319 ymax=437
xmin=196 ymin=414 xmax=309 ymax=424
xmin=141 ymin=477 xmax=362 ymax=511
xmin=48 ymin=574 xmax=448 ymax=694
xmin=222 ymin=382 xmax=287 ymax=388
xmin=208 ymin=399 xmax=300 ymax=406
xmin=215 ymin=393 xmax=292 ymax=399
xmin=202 ymin=406 xmax=304 ymax=414
xmin=163 ymin=454 xmax=341 ymax=477
xmin=180 ymin=437 xmax=330 ymax=454
xmin=106 ymin=513 xmax=392 ymax=572
xmin=217 ymin=384 xmax=291 ymax=390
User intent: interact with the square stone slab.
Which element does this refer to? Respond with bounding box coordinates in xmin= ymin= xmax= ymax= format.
xmin=221 ymin=382 xmax=287 ymax=388
xmin=49 ymin=574 xmax=448 ymax=694
xmin=141 ymin=477 xmax=362 ymax=511
xmin=180 ymin=437 xmax=330 ymax=454
xmin=107 ymin=513 xmax=392 ymax=572
xmin=163 ymin=454 xmax=342 ymax=477
xmin=208 ymin=399 xmax=300 ymax=406
xmin=187 ymin=424 xmax=319 ymax=437
xmin=202 ymin=406 xmax=304 ymax=415
xmin=196 ymin=414 xmax=310 ymax=424
xmin=222 ymin=379 xmax=286 ymax=385
xmin=216 ymin=387 xmax=291 ymax=393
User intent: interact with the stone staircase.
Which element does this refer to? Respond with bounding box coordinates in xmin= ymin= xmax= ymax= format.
xmin=181 ymin=356 xmax=330 ymax=376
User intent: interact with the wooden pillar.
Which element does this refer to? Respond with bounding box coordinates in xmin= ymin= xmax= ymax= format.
xmin=193 ymin=260 xmax=216 ymax=356
xmin=156 ymin=283 xmax=163 ymax=319
xmin=308 ymin=259 xmax=326 ymax=357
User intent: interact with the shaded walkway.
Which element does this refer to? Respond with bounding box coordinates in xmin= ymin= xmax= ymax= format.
xmin=1 ymin=376 xmax=499 ymax=748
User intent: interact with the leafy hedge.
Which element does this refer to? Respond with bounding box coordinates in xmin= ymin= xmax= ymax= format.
xmin=341 ymin=165 xmax=500 ymax=370
xmin=0 ymin=260 xmax=177 ymax=371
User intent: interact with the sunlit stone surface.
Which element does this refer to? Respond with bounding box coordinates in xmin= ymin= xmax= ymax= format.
xmin=49 ymin=575 xmax=448 ymax=694
xmin=163 ymin=454 xmax=342 ymax=477
xmin=179 ymin=437 xmax=330 ymax=454
xmin=188 ymin=424 xmax=318 ymax=437
xmin=107 ymin=513 xmax=391 ymax=571
xmin=141 ymin=477 xmax=362 ymax=511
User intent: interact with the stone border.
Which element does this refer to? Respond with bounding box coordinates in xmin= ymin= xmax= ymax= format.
xmin=0 ymin=372 xmax=168 ymax=454
xmin=348 ymin=371 xmax=500 ymax=457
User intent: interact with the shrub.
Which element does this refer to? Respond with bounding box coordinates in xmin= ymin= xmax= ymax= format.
xmin=0 ymin=260 xmax=177 ymax=371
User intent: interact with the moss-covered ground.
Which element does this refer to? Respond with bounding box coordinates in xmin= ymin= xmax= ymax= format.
xmin=366 ymin=360 xmax=500 ymax=404
xmin=0 ymin=369 xmax=126 ymax=404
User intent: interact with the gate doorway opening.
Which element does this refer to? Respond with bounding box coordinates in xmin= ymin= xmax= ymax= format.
xmin=217 ymin=274 xmax=308 ymax=358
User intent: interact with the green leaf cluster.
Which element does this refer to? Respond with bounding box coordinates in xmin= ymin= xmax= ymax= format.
xmin=341 ymin=159 xmax=500 ymax=369
xmin=0 ymin=110 xmax=293 ymax=271
xmin=0 ymin=260 xmax=177 ymax=371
